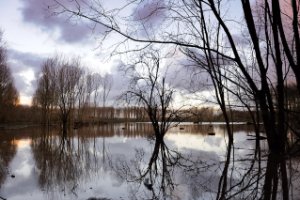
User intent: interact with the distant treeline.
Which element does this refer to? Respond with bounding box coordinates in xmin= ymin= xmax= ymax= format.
xmin=0 ymin=105 xmax=259 ymax=125
xmin=1 ymin=85 xmax=300 ymax=126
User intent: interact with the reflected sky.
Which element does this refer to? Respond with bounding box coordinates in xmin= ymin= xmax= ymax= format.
xmin=0 ymin=123 xmax=272 ymax=200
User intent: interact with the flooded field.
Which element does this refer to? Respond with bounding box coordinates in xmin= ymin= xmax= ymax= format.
xmin=0 ymin=123 xmax=298 ymax=200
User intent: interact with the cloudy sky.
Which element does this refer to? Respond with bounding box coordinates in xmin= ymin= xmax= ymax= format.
xmin=0 ymin=0 xmax=124 ymax=105
xmin=0 ymin=0 xmax=199 ymax=106
xmin=0 ymin=0 xmax=246 ymax=106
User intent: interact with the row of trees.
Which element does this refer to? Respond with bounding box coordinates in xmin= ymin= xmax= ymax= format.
xmin=32 ymin=56 xmax=113 ymax=135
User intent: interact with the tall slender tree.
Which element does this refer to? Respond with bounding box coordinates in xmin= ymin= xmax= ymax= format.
xmin=34 ymin=56 xmax=83 ymax=136
xmin=0 ymin=30 xmax=19 ymax=122
xmin=33 ymin=58 xmax=57 ymax=125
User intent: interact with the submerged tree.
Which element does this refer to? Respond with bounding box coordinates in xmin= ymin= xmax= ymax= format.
xmin=123 ymin=51 xmax=178 ymax=140
xmin=57 ymin=58 xmax=83 ymax=136
xmin=114 ymin=137 xmax=184 ymax=199
xmin=121 ymin=51 xmax=185 ymax=197
xmin=34 ymin=56 xmax=83 ymax=137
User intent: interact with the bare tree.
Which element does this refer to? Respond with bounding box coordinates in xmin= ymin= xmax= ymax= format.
xmin=75 ymin=70 xmax=88 ymax=123
xmin=118 ymin=51 xmax=184 ymax=199
xmin=33 ymin=58 xmax=57 ymax=126
xmin=123 ymin=50 xmax=178 ymax=140
xmin=0 ymin=31 xmax=19 ymax=122
xmin=56 ymin=58 xmax=83 ymax=136
xmin=34 ymin=56 xmax=83 ymax=136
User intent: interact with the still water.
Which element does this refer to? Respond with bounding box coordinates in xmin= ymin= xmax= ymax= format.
xmin=0 ymin=123 xmax=278 ymax=200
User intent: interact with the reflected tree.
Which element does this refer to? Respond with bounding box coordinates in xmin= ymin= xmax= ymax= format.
xmin=113 ymin=137 xmax=185 ymax=200
xmin=118 ymin=50 xmax=191 ymax=199
xmin=31 ymin=127 xmax=100 ymax=198
xmin=0 ymin=133 xmax=17 ymax=189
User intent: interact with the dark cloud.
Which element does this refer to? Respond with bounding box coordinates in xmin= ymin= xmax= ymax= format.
xmin=7 ymin=48 xmax=44 ymax=74
xmin=20 ymin=0 xmax=95 ymax=43
xmin=133 ymin=0 xmax=166 ymax=23
xmin=7 ymin=48 xmax=45 ymax=97
xmin=132 ymin=0 xmax=166 ymax=36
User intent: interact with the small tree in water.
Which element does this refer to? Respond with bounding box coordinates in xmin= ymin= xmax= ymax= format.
xmin=122 ymin=50 xmax=183 ymax=196
xmin=123 ymin=50 xmax=178 ymax=140
xmin=34 ymin=56 xmax=83 ymax=137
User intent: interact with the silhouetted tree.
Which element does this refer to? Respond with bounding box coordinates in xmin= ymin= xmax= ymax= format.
xmin=34 ymin=56 xmax=83 ymax=136
xmin=0 ymin=30 xmax=19 ymax=122
xmin=33 ymin=58 xmax=57 ymax=125
xmin=56 ymin=58 xmax=83 ymax=136
xmin=123 ymin=51 xmax=178 ymax=140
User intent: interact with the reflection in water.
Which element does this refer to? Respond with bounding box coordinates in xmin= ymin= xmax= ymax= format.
xmin=110 ymin=124 xmax=266 ymax=200
xmin=0 ymin=123 xmax=298 ymax=199
xmin=31 ymin=127 xmax=105 ymax=199
xmin=112 ymin=138 xmax=185 ymax=200
xmin=0 ymin=132 xmax=17 ymax=188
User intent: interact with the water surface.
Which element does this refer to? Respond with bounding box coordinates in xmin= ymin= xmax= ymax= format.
xmin=0 ymin=123 xmax=274 ymax=199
